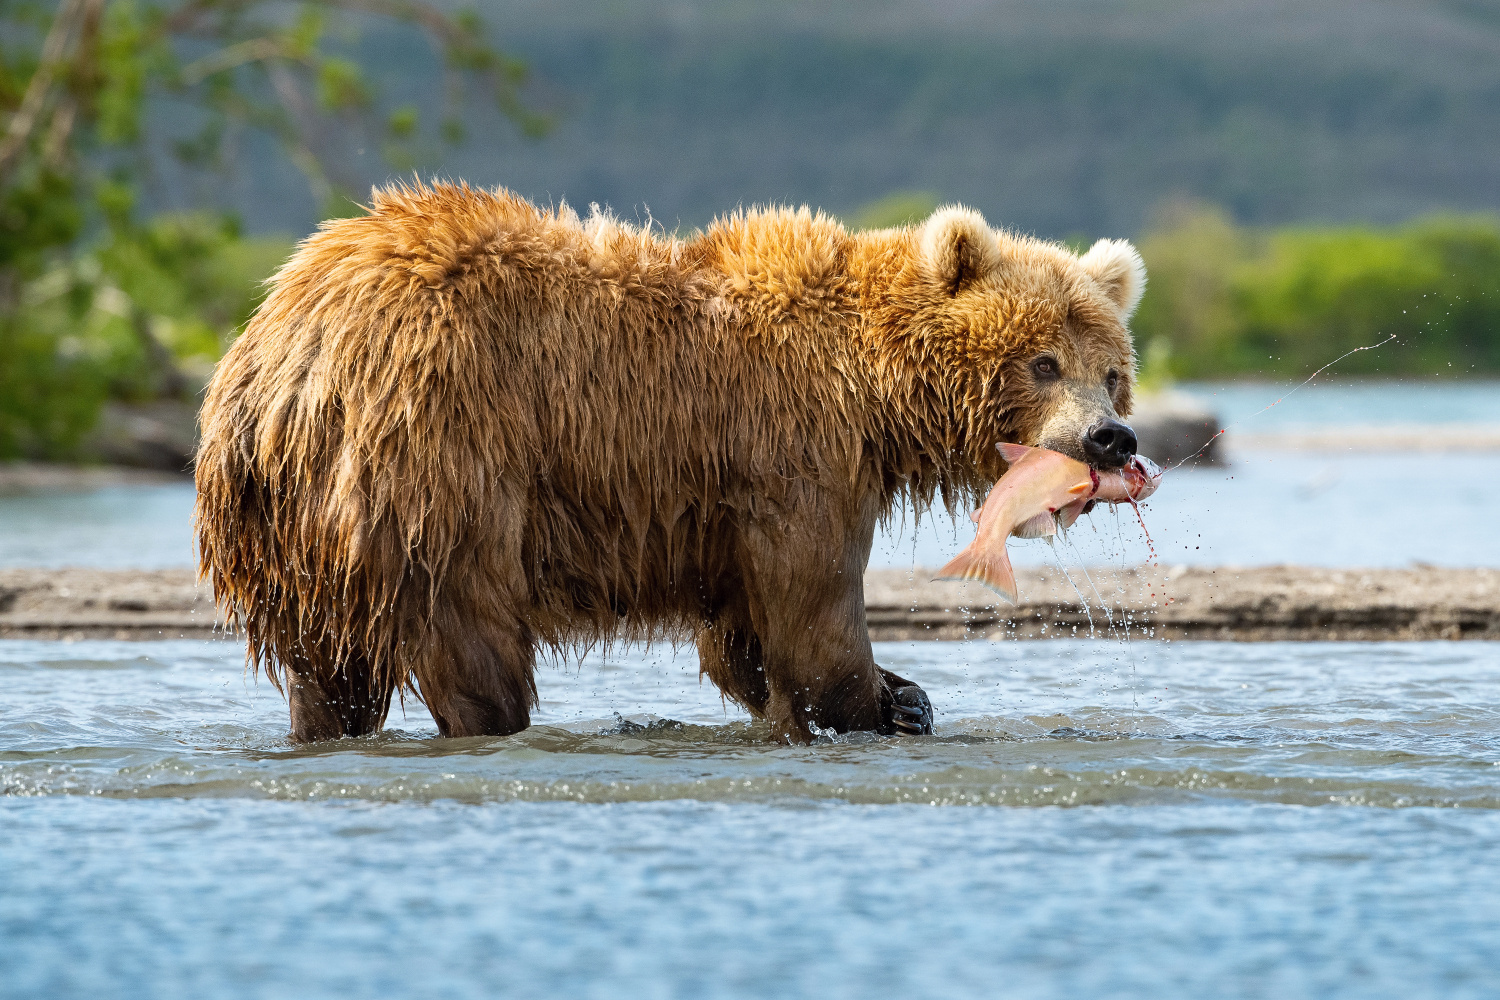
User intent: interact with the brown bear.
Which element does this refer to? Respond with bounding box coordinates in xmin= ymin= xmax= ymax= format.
xmin=195 ymin=183 xmax=1145 ymax=744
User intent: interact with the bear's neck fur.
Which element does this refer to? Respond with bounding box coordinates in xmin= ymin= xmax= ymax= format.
xmin=698 ymin=206 xmax=1103 ymax=512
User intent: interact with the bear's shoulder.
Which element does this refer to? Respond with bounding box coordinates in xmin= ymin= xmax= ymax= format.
xmin=696 ymin=206 xmax=857 ymax=327
xmin=275 ymin=183 xmax=705 ymax=303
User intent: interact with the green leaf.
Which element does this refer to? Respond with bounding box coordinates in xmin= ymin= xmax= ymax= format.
xmin=387 ymin=103 xmax=418 ymax=138
xmin=316 ymin=57 xmax=369 ymax=111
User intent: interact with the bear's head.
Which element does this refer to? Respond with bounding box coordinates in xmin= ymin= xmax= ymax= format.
xmin=882 ymin=206 xmax=1145 ymax=477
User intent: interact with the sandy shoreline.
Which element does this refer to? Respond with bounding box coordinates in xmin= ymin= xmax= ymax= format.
xmin=864 ymin=565 xmax=1500 ymax=641
xmin=1 ymin=565 xmax=1495 ymax=642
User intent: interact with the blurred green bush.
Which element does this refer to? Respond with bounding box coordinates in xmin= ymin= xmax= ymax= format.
xmin=850 ymin=191 xmax=942 ymax=230
xmin=0 ymin=180 xmax=288 ymax=458
xmin=1133 ymin=201 xmax=1500 ymax=379
xmin=1 ymin=0 xmax=534 ymax=462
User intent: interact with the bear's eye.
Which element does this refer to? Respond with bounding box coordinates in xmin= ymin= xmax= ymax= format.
xmin=1106 ymin=369 xmax=1119 ymax=393
xmin=1031 ymin=356 xmax=1060 ymax=380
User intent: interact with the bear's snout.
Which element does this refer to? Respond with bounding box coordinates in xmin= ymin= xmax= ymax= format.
xmin=1081 ymin=418 xmax=1137 ymax=469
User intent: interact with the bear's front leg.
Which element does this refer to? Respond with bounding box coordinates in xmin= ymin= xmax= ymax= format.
xmin=698 ymin=600 xmax=933 ymax=738
xmin=738 ymin=491 xmax=933 ymax=742
xmin=750 ymin=595 xmax=935 ymax=741
xmin=879 ymin=667 xmax=934 ymax=736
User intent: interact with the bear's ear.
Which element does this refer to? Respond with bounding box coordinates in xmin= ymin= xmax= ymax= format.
xmin=1079 ymin=239 xmax=1147 ymax=319
xmin=919 ymin=206 xmax=1001 ymax=296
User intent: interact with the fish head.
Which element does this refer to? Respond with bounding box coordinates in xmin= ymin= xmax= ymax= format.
xmin=1122 ymin=454 xmax=1163 ymax=501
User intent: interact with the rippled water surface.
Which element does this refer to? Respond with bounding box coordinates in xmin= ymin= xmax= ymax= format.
xmin=5 ymin=638 xmax=1500 ymax=998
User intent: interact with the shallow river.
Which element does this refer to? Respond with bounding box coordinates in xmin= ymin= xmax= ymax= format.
xmin=5 ymin=380 xmax=1500 ymax=996
xmin=5 ymin=637 xmax=1500 ymax=998
xmin=4 ymin=380 xmax=1499 ymax=570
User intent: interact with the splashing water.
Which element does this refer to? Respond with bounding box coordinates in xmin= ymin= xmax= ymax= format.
xmin=1164 ymin=334 xmax=1399 ymax=472
xmin=1044 ymin=332 xmax=1402 ymax=572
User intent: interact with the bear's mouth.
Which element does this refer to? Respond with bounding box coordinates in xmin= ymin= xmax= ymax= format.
xmin=1082 ymin=417 xmax=1138 ymax=469
xmin=1032 ymin=417 xmax=1137 ymax=471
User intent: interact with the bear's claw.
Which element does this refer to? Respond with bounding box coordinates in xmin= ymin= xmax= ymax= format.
xmin=887 ymin=685 xmax=933 ymax=736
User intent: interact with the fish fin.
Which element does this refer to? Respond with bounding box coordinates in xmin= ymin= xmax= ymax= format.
xmin=1012 ymin=511 xmax=1056 ymax=538
xmin=1067 ymin=481 xmax=1092 ymax=495
xmin=934 ymin=543 xmax=1018 ymax=604
xmin=995 ymin=443 xmax=1032 ymax=465
xmin=1057 ymin=496 xmax=1089 ymax=530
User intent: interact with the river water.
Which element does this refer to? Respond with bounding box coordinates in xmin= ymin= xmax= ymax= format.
xmin=4 ymin=380 xmax=1500 ymax=997
xmin=4 ymin=637 xmax=1500 ymax=997
xmin=2 ymin=448 xmax=1494 ymax=570
xmin=4 ymin=380 xmax=1498 ymax=571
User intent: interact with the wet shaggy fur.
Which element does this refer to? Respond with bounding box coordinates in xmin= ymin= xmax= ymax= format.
xmin=195 ymin=183 xmax=1144 ymax=743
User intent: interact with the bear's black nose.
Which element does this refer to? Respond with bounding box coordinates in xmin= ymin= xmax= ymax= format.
xmin=1082 ymin=418 xmax=1137 ymax=469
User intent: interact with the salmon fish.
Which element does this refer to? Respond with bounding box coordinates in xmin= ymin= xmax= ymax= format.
xmin=935 ymin=443 xmax=1163 ymax=602
xmin=1055 ymin=449 xmax=1162 ymax=531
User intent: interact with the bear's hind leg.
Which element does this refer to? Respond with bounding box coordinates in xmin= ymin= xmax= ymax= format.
xmin=696 ymin=611 xmax=770 ymax=717
xmin=415 ymin=608 xmax=537 ymax=739
xmin=285 ymin=653 xmax=393 ymax=743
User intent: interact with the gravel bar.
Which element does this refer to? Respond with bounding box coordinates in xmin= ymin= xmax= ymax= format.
xmin=1 ymin=565 xmax=1496 ymax=642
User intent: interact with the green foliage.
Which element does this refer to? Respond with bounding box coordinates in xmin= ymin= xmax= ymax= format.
xmin=0 ymin=0 xmax=541 ymax=459
xmin=0 ymin=205 xmax=287 ymax=458
xmin=316 ymin=57 xmax=370 ymax=112
xmin=0 ymin=169 xmax=83 ymax=275
xmin=97 ymin=212 xmax=289 ymax=380
xmin=0 ymin=283 xmax=108 ymax=458
xmin=1132 ymin=203 xmax=1500 ymax=378
xmin=1134 ymin=336 xmax=1175 ymax=393
xmin=95 ymin=0 xmax=156 ymax=145
xmin=850 ymin=191 xmax=941 ymax=230
xmin=386 ymin=103 xmax=418 ymax=138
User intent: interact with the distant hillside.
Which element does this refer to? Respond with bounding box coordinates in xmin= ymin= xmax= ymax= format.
xmin=162 ymin=0 xmax=1500 ymax=240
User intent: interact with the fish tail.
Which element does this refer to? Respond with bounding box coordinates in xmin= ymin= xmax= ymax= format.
xmin=934 ymin=542 xmax=1018 ymax=604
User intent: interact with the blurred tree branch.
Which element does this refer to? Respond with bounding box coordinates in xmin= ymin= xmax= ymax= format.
xmin=0 ymin=0 xmax=546 ymax=458
xmin=2 ymin=0 xmax=547 ymax=203
xmin=0 ymin=0 xmax=102 ymax=179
